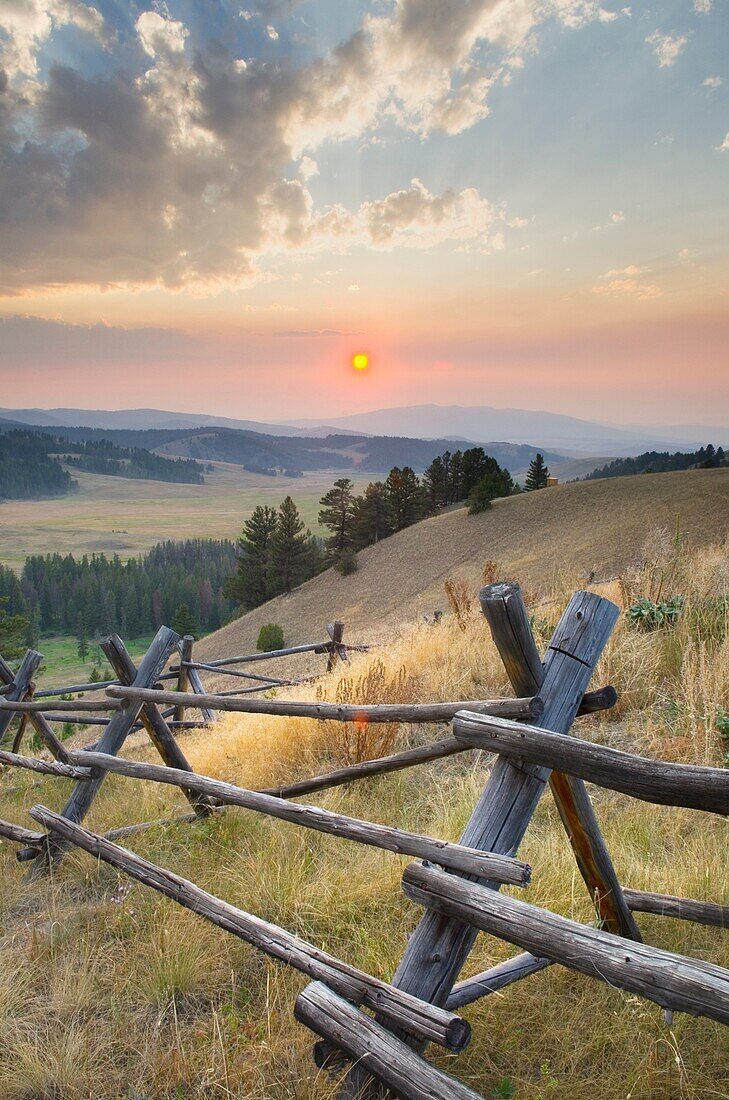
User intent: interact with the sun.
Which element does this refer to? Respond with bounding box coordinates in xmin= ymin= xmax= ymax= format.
xmin=352 ymin=352 xmax=369 ymax=372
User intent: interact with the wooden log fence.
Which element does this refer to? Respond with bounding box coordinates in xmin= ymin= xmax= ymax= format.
xmin=402 ymin=861 xmax=729 ymax=1025
xmin=1 ymin=587 xmax=726 ymax=1100
xmin=27 ymin=805 xmax=471 ymax=1052
xmin=453 ymin=712 xmax=729 ymax=815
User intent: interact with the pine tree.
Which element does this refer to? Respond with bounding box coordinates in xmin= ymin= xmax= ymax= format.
xmin=318 ymin=478 xmax=356 ymax=562
xmin=524 ymin=453 xmax=550 ymax=491
xmin=467 ymin=460 xmax=516 ymax=513
xmin=76 ymin=611 xmax=89 ymax=661
xmin=270 ymin=496 xmax=310 ymax=594
xmin=0 ymin=597 xmax=29 ymax=660
xmin=423 ymin=455 xmax=447 ymax=511
xmin=352 ymin=482 xmax=393 ymax=548
xmin=224 ymin=505 xmax=278 ymax=610
xmin=386 ymin=467 xmax=425 ymax=530
xmin=172 ymin=603 xmax=198 ymax=639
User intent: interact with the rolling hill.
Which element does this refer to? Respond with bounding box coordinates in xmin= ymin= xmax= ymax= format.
xmin=286 ymin=404 xmax=729 ymax=455
xmin=198 ymin=467 xmax=729 ymax=666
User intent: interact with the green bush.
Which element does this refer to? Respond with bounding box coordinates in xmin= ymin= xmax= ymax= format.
xmin=626 ymin=595 xmax=684 ymax=632
xmin=334 ymin=548 xmax=359 ymax=576
xmin=257 ymin=623 xmax=285 ymax=652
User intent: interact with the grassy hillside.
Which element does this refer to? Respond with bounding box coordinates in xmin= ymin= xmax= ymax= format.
xmin=1 ymin=530 xmax=727 ymax=1099
xmin=197 ymin=467 xmax=729 ymax=668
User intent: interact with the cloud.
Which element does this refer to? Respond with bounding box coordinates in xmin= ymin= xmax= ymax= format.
xmin=0 ymin=313 xmax=200 ymax=363
xmin=716 ymin=132 xmax=729 ymax=152
xmin=136 ymin=11 xmax=188 ymax=59
xmin=0 ymin=0 xmax=627 ymax=295
xmin=610 ymin=210 xmax=625 ymax=222
xmin=0 ymin=0 xmax=108 ymax=78
xmin=694 ymin=0 xmax=712 ymax=12
xmin=602 ymin=265 xmax=650 ymax=277
xmin=703 ymin=76 xmax=722 ymax=89
xmin=646 ymin=32 xmax=687 ymax=67
xmin=592 ymin=278 xmax=662 ymax=300
xmin=299 ymin=155 xmax=319 ymax=180
xmin=347 ymin=283 xmax=360 ymax=292
xmin=266 ymin=25 xmax=279 ymax=41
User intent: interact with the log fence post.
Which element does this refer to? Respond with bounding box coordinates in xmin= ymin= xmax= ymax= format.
xmin=339 ymin=588 xmax=621 ymax=1098
xmin=174 ymin=635 xmax=193 ymax=726
xmin=480 ymin=582 xmax=640 ymax=938
xmin=26 ymin=626 xmax=181 ymax=877
xmin=100 ymin=635 xmax=213 ymax=817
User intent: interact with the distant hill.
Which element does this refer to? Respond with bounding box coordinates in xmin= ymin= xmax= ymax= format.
xmin=0 ymin=406 xmax=304 ymax=436
xmin=285 ymin=404 xmax=729 ymax=456
xmin=5 ymin=404 xmax=726 ymax=457
xmin=197 ymin=467 xmax=729 ymax=665
xmin=0 ymin=418 xmax=563 ymax=475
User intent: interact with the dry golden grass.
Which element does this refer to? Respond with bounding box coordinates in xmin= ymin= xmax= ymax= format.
xmin=1 ymin=531 xmax=728 ymax=1099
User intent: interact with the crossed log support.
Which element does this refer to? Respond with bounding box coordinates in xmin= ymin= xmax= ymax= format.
xmin=330 ymin=582 xmax=639 ymax=1098
xmin=25 ymin=626 xmax=212 ymax=878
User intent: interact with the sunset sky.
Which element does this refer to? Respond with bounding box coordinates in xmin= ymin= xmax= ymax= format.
xmin=0 ymin=0 xmax=727 ymax=425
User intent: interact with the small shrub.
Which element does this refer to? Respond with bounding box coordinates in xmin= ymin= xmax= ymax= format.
xmin=626 ymin=595 xmax=684 ymax=632
xmin=482 ymin=559 xmax=500 ymax=587
xmin=334 ymin=548 xmax=358 ymax=576
xmin=256 ymin=623 xmax=285 ymax=652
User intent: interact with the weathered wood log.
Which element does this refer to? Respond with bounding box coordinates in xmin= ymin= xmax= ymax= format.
xmin=70 ymin=751 xmax=531 ymax=885
xmin=402 ymin=861 xmax=729 ymax=1025
xmin=0 ymin=650 xmax=43 ymax=743
xmin=0 ymin=698 xmax=120 ymax=713
xmin=623 ymin=889 xmax=728 ymax=929
xmin=259 ymin=737 xmax=469 ymax=799
xmin=0 ymin=651 xmax=72 ymax=762
xmin=104 ymin=810 xmax=222 ymax=840
xmin=106 ymin=685 xmax=540 ymax=725
xmin=326 ymin=621 xmax=347 ymax=672
xmin=26 ymin=627 xmax=180 ymax=877
xmin=181 ymin=662 xmax=296 ymax=686
xmin=100 ymin=635 xmax=213 ymax=818
xmin=183 ymin=648 xmax=217 ymax=724
xmin=480 ymin=582 xmax=639 ymax=940
xmin=182 ymin=641 xmax=369 ymax=670
xmin=454 ymin=713 xmax=729 ymax=815
xmin=33 ymin=679 xmax=119 ymax=697
xmin=446 ymin=952 xmax=553 ymax=1009
xmin=296 ymin=982 xmax=483 ymax=1100
xmin=339 ymin=590 xmax=622 ymax=1100
xmin=174 ymin=635 xmax=193 ymax=725
xmin=28 ymin=805 xmax=471 ymax=1051
xmin=0 ymin=818 xmax=46 ymax=847
xmin=0 ymin=749 xmax=91 ymax=780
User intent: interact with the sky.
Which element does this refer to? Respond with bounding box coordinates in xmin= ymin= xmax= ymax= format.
xmin=0 ymin=0 xmax=727 ymax=426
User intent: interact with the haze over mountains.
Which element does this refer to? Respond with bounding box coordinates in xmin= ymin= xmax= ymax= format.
xmin=1 ymin=404 xmax=727 ymax=458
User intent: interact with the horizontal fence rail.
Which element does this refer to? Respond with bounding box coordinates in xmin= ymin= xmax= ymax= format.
xmin=29 ymin=805 xmax=471 ymax=1053
xmin=105 ymin=685 xmax=542 ymax=723
xmin=403 ymin=862 xmax=729 ymax=1025
xmin=69 ymin=751 xmax=531 ymax=885
xmin=453 ymin=712 xmax=729 ymax=815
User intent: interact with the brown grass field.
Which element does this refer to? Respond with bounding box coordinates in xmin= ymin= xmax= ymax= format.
xmin=1 ymin=470 xmax=728 ymax=1099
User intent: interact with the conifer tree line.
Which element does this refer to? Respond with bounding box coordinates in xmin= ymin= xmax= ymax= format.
xmin=224 ymin=449 xmax=519 ymax=610
xmin=0 ymin=430 xmax=203 ymax=501
xmin=0 ymin=540 xmax=237 ymax=642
